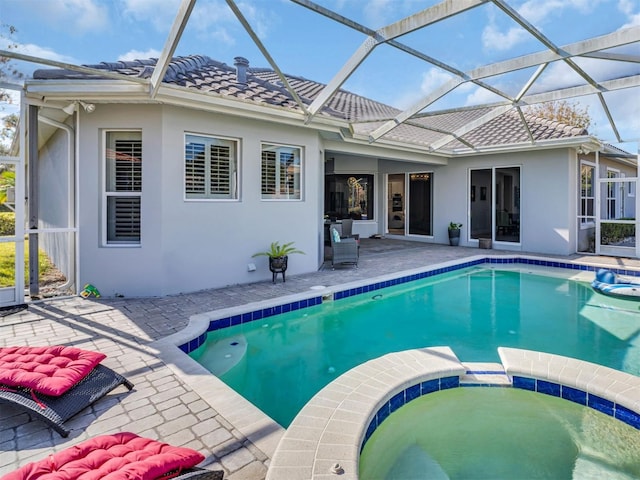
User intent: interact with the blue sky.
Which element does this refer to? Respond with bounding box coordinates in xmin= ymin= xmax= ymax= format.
xmin=1 ymin=0 xmax=639 ymax=148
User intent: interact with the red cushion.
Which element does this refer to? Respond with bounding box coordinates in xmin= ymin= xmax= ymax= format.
xmin=2 ymin=432 xmax=206 ymax=480
xmin=0 ymin=346 xmax=106 ymax=396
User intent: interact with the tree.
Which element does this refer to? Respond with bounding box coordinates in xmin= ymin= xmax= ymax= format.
xmin=0 ymin=24 xmax=22 ymax=104
xmin=526 ymin=100 xmax=592 ymax=131
xmin=0 ymin=113 xmax=17 ymax=156
xmin=0 ymin=25 xmax=22 ymax=159
xmin=0 ymin=114 xmax=16 ymax=209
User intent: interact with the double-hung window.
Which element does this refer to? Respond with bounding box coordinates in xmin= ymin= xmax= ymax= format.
xmin=185 ymin=134 xmax=238 ymax=200
xmin=261 ymin=143 xmax=302 ymax=200
xmin=105 ymin=131 xmax=142 ymax=245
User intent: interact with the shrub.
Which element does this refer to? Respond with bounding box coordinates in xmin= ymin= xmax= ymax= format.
xmin=601 ymin=220 xmax=635 ymax=245
xmin=0 ymin=212 xmax=14 ymax=236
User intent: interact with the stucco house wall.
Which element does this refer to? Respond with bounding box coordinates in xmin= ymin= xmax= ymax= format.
xmin=27 ymin=60 xmax=637 ymax=298
xmin=374 ymin=149 xmax=577 ymax=255
xmin=46 ymin=99 xmax=628 ymax=298
xmin=75 ymin=104 xmax=322 ymax=297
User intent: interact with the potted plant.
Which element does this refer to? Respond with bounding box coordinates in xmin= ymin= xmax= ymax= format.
xmin=252 ymin=241 xmax=305 ymax=283
xmin=448 ymin=222 xmax=462 ymax=246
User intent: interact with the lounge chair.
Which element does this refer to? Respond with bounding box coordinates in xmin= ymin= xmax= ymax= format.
xmin=0 ymin=346 xmax=133 ymax=437
xmin=330 ymin=227 xmax=358 ymax=269
xmin=2 ymin=431 xmax=224 ymax=479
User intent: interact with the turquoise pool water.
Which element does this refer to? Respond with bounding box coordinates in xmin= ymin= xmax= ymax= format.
xmin=191 ymin=266 xmax=640 ymax=426
xmin=359 ymin=388 xmax=640 ymax=479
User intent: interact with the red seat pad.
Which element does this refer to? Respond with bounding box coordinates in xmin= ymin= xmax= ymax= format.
xmin=1 ymin=432 xmax=206 ymax=480
xmin=0 ymin=346 xmax=107 ymax=396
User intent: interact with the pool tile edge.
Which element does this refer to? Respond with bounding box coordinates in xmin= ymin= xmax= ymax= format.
xmin=267 ymin=346 xmax=640 ymax=480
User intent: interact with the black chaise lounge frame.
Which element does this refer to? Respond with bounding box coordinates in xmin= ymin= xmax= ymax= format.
xmin=0 ymin=363 xmax=133 ymax=437
xmin=176 ymin=469 xmax=225 ymax=479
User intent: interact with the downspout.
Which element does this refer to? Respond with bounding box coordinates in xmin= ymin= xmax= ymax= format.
xmin=27 ymin=105 xmax=39 ymax=297
xmin=36 ymin=114 xmax=76 ymax=292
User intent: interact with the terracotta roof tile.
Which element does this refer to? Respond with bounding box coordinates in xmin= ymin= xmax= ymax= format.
xmin=32 ymin=55 xmax=590 ymax=151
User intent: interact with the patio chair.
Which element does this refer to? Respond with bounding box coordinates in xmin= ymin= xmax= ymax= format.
xmin=330 ymin=227 xmax=358 ymax=269
xmin=340 ymin=218 xmax=360 ymax=244
xmin=2 ymin=431 xmax=224 ymax=479
xmin=0 ymin=346 xmax=134 ymax=437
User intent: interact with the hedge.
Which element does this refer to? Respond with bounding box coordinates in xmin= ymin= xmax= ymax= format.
xmin=0 ymin=212 xmax=14 ymax=236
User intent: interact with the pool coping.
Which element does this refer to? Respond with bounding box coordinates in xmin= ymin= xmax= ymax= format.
xmin=266 ymin=347 xmax=640 ymax=480
xmin=155 ymin=253 xmax=640 ymax=471
xmin=176 ymin=253 xmax=640 ymax=356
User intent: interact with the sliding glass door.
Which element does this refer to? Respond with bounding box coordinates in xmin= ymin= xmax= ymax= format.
xmin=408 ymin=173 xmax=432 ymax=235
xmin=387 ymin=172 xmax=433 ymax=236
xmin=470 ymin=167 xmax=520 ymax=243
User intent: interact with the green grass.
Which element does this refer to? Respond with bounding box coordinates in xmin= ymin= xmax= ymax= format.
xmin=0 ymin=241 xmax=53 ymax=287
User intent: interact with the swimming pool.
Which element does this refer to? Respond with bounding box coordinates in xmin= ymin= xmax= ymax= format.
xmin=190 ymin=263 xmax=640 ymax=426
xmin=359 ymin=387 xmax=640 ymax=479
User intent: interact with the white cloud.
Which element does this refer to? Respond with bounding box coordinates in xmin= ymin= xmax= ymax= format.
xmin=622 ymin=13 xmax=640 ymax=27
xmin=619 ymin=0 xmax=640 ymax=30
xmin=464 ymin=86 xmax=504 ymax=107
xmin=482 ymin=24 xmax=529 ymax=51
xmin=392 ymin=67 xmax=454 ymax=110
xmin=517 ymin=0 xmax=599 ymax=26
xmin=1 ymin=43 xmax=78 ymax=78
xmin=11 ymin=43 xmax=77 ymax=64
xmin=580 ymin=88 xmax=640 ymax=142
xmin=118 ymin=49 xmax=162 ymax=61
xmin=21 ymin=0 xmax=109 ymax=34
xmin=419 ymin=68 xmax=455 ymax=93
xmin=362 ymin=0 xmax=395 ymax=28
xmin=189 ymin=1 xmax=240 ymax=44
xmin=482 ymin=0 xmax=604 ymax=52
xmin=121 ymin=0 xmax=182 ymax=31
xmin=618 ymin=0 xmax=634 ymax=15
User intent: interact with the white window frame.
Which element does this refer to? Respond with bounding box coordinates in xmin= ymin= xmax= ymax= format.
xmin=261 ymin=143 xmax=303 ymax=201
xmin=102 ymin=130 xmax=142 ymax=246
xmin=184 ymin=133 xmax=240 ymax=201
xmin=627 ymin=172 xmax=636 ymax=198
xmin=606 ymin=167 xmax=620 ymax=220
xmin=579 ymin=160 xmax=596 ymax=229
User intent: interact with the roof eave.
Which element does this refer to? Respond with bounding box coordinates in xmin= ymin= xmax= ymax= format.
xmin=24 ymin=79 xmax=352 ymax=133
xmin=25 ymin=79 xmax=150 ymax=98
xmin=154 ymin=83 xmax=350 ymax=130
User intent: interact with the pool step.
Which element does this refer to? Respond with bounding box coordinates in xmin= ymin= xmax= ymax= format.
xmin=460 ymin=362 xmax=511 ymax=387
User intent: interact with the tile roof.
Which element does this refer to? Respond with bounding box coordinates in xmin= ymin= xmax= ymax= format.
xmin=32 ymin=55 xmax=590 ymax=152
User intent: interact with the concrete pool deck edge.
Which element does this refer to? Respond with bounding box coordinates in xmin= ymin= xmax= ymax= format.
xmin=266 ymin=347 xmax=640 ymax=480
